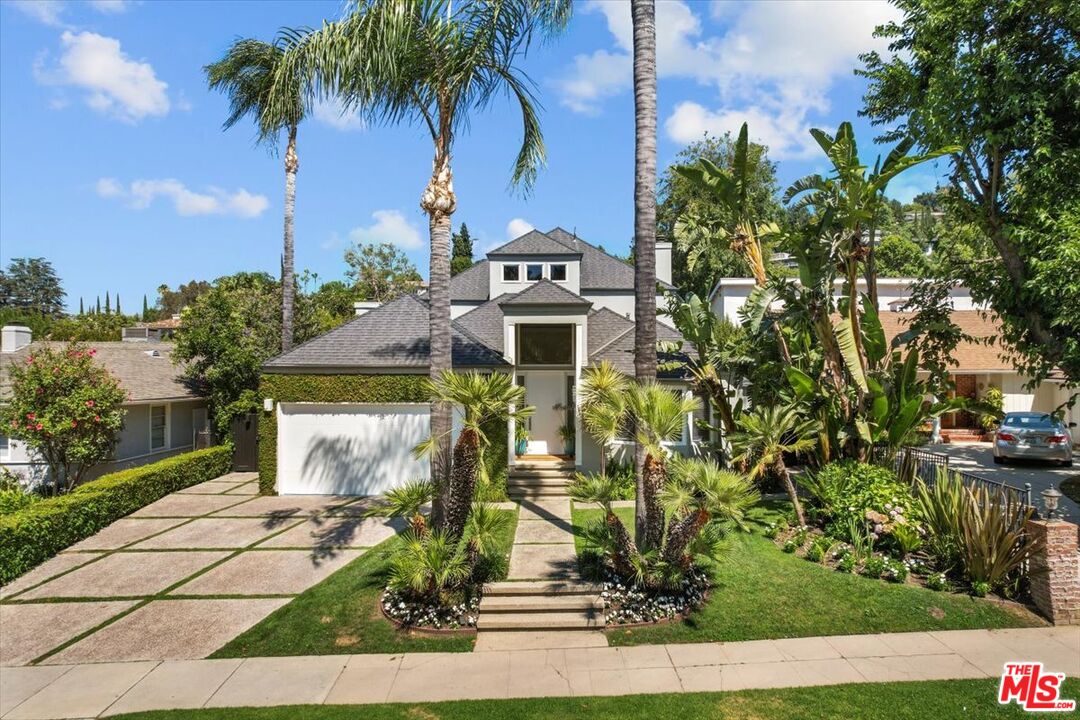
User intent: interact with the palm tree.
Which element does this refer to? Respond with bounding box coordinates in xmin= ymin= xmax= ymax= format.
xmin=731 ymin=404 xmax=817 ymax=526
xmin=577 ymin=361 xmax=630 ymax=478
xmin=205 ymin=34 xmax=307 ymax=354
xmin=291 ymin=0 xmax=570 ymax=523
xmin=419 ymin=370 xmax=533 ymax=539
xmin=366 ymin=478 xmax=436 ymax=536
xmin=661 ymin=458 xmax=759 ymax=568
xmin=625 ymin=382 xmax=701 ymax=550
xmin=630 ymin=0 xmax=658 ymax=545
xmin=567 ymin=471 xmax=639 ymax=578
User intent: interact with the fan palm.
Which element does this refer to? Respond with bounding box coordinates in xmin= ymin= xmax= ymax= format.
xmin=417 ymin=370 xmax=532 ymax=539
xmin=731 ymin=404 xmax=817 ymax=526
xmin=577 ymin=361 xmax=629 ymax=477
xmin=625 ymin=382 xmax=701 ymax=549
xmin=365 ymin=478 xmax=435 ymax=536
xmin=567 ymin=472 xmax=639 ymax=577
xmin=205 ymin=33 xmax=308 ymax=353
xmin=281 ymin=0 xmax=570 ymax=523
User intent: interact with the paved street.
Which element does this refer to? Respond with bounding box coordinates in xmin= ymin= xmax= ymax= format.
xmin=928 ymin=443 xmax=1080 ymax=520
xmin=0 ymin=474 xmax=404 ymax=667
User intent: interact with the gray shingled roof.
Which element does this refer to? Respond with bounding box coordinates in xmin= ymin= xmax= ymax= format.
xmin=546 ymin=227 xmax=674 ymax=291
xmin=0 ymin=342 xmax=203 ymax=402
xmin=487 ymin=230 xmax=583 ymax=257
xmin=450 ymin=260 xmax=490 ymax=302
xmin=586 ymin=307 xmax=633 ymax=357
xmin=588 ymin=322 xmax=690 ymax=378
xmin=264 ymin=294 xmax=507 ymax=371
xmin=498 ymin=279 xmax=592 ymax=307
xmin=454 ymin=296 xmax=507 ymax=353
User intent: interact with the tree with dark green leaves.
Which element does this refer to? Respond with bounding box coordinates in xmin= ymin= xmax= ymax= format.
xmin=344 ymin=242 xmax=423 ymax=303
xmin=450 ymin=223 xmax=474 ymax=276
xmin=859 ymin=0 xmax=1080 ymax=386
xmin=95 ymin=297 xmax=100 ymax=314
xmin=141 ymin=294 xmax=149 ymax=321
xmin=104 ymin=292 xmax=111 ymax=315
xmin=156 ymin=281 xmax=211 ymax=316
xmin=0 ymin=258 xmax=66 ymax=317
xmin=874 ymin=233 xmax=931 ymax=277
xmin=79 ymin=298 xmax=84 ymax=315
xmin=659 ymin=131 xmax=783 ymax=298
xmin=115 ymin=294 xmax=121 ymax=316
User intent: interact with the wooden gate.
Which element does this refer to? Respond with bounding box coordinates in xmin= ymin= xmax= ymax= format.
xmin=230 ymin=412 xmax=259 ymax=472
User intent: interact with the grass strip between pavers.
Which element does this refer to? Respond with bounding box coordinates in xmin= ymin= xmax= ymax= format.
xmin=107 ymin=678 xmax=1080 ymax=720
xmin=570 ymin=501 xmax=1043 ymax=646
xmin=211 ymin=508 xmax=519 ymax=658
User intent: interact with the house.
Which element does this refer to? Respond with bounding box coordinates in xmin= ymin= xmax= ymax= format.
xmin=709 ymin=277 xmax=1078 ymax=434
xmin=260 ymin=227 xmax=698 ymax=496
xmin=0 ymin=325 xmax=210 ymax=486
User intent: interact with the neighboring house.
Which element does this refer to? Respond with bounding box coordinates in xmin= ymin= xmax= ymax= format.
xmin=710 ymin=278 xmax=1078 ymax=434
xmin=261 ymin=227 xmax=698 ymax=496
xmin=0 ymin=325 xmax=210 ymax=486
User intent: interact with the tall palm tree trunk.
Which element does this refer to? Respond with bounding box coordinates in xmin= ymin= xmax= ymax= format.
xmin=775 ymin=456 xmax=806 ymax=526
xmin=631 ymin=0 xmax=658 ymax=547
xmin=421 ymin=145 xmax=456 ymax=529
xmin=641 ymin=453 xmax=666 ymax=550
xmin=446 ymin=428 xmax=479 ymax=540
xmin=281 ymin=125 xmax=298 ymax=353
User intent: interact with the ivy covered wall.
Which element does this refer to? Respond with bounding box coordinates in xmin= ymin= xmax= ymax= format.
xmin=258 ymin=373 xmax=429 ymax=494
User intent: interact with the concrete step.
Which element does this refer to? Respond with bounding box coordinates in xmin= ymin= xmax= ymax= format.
xmin=485 ymin=581 xmax=602 ymax=596
xmin=480 ymin=595 xmax=604 ymax=613
xmin=509 ymin=470 xmax=575 ymax=480
xmin=509 ymin=488 xmax=571 ymax=499
xmin=476 ymin=610 xmax=604 ymax=631
xmin=508 ymin=474 xmax=572 ymax=484
xmin=512 ymin=461 xmax=575 ymax=471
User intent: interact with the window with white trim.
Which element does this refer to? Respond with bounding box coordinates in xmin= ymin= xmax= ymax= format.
xmin=150 ymin=405 xmax=168 ymax=451
xmin=502 ymin=263 xmax=520 ymax=282
xmin=550 ymin=263 xmax=567 ymax=282
xmin=526 ymin=263 xmax=543 ymax=281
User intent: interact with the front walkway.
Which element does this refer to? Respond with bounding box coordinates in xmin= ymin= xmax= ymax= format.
xmin=1 ymin=627 xmax=1075 ymax=717
xmin=0 ymin=474 xmax=404 ymax=667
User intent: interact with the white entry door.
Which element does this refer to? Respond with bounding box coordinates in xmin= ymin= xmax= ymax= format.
xmin=523 ymin=372 xmax=568 ymax=454
xmin=276 ymin=403 xmax=430 ymax=495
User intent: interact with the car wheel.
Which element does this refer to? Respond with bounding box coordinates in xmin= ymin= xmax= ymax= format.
xmin=1063 ymin=458 xmax=1074 ymax=468
xmin=993 ymin=455 xmax=1005 ymax=465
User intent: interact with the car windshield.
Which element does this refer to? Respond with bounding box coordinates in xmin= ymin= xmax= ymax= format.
xmin=1003 ymin=414 xmax=1056 ymax=429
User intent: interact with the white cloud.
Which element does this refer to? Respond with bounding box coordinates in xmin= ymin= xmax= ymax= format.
xmin=90 ymin=0 xmax=132 ymax=13
xmin=554 ymin=1 xmax=900 ymax=158
xmin=35 ymin=31 xmax=169 ymax=123
xmin=10 ymin=0 xmax=67 ymax=27
xmin=348 ymin=210 xmax=424 ymax=250
xmin=506 ymin=218 xmax=534 ymax=240
xmin=312 ymin=97 xmax=365 ymax=131
xmin=97 ymin=177 xmax=269 ymax=218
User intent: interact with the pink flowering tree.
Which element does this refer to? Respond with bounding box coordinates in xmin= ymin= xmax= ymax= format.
xmin=1 ymin=343 xmax=126 ymax=494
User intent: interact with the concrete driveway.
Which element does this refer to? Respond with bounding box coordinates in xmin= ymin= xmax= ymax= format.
xmin=0 ymin=473 xmax=404 ymax=667
xmin=927 ymin=442 xmax=1080 ymax=521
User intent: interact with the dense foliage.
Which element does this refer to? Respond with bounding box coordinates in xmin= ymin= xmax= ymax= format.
xmin=1 ymin=343 xmax=127 ymax=494
xmin=344 ymin=241 xmax=423 ymax=303
xmin=0 ymin=257 xmax=65 ymax=318
xmin=0 ymin=445 xmax=231 ymax=584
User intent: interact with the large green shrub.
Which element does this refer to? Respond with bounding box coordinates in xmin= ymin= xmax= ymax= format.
xmin=808 ymin=461 xmax=920 ymax=544
xmin=0 ymin=446 xmax=231 ymax=584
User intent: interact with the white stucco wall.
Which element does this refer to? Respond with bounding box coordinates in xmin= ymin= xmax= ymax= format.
xmin=488 ymin=256 xmax=581 ymax=298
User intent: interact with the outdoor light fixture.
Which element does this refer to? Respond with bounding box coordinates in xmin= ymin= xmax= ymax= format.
xmin=1041 ymin=487 xmax=1062 ymax=519
xmin=263 ymin=397 xmax=274 ymax=412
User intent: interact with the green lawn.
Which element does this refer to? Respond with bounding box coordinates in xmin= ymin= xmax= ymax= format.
xmin=211 ymin=509 xmax=518 ymax=657
xmin=572 ymin=502 xmax=1043 ymax=646
xmin=111 ymin=679 xmax=1079 ymax=719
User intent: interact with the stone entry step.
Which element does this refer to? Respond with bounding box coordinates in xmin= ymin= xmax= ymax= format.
xmin=480 ymin=594 xmax=604 ymax=613
xmin=476 ymin=610 xmax=604 ymax=630
xmin=485 ymin=581 xmax=602 ymax=596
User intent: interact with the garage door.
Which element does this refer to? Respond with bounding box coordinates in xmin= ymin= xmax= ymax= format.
xmin=277 ymin=403 xmax=430 ymax=495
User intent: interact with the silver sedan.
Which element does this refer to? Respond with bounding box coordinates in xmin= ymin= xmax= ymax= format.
xmin=993 ymin=412 xmax=1075 ymax=467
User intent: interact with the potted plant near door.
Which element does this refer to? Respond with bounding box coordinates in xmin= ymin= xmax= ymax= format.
xmin=558 ymin=422 xmax=575 ymax=456
xmin=515 ymin=423 xmax=529 ymax=456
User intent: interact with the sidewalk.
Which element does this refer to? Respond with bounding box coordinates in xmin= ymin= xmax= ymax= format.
xmin=2 ymin=627 xmax=1076 ymax=718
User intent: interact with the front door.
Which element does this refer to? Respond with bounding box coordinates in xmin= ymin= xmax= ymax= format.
xmin=523 ymin=372 xmax=567 ymax=454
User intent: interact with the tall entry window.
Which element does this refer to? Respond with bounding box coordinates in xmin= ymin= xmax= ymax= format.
xmin=517 ymin=324 xmax=573 ymax=366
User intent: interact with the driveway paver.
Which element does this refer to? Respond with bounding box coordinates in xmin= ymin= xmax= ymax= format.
xmin=131 ymin=494 xmax=252 ymax=518
xmin=255 ymin=516 xmax=400 ymax=549
xmin=62 ymin=519 xmax=187 ymax=552
xmin=0 ymin=553 xmax=105 ymax=600
xmin=129 ymin=517 xmax=297 ymax=550
xmin=0 ymin=601 xmax=136 ymax=666
xmin=210 ymin=495 xmax=356 ymax=518
xmin=20 ymin=551 xmax=228 ymax=600
xmin=45 ymin=598 xmax=289 ymax=664
xmin=171 ymin=549 xmax=362 ymax=596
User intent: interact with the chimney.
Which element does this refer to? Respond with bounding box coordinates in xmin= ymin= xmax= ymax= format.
xmin=353 ymin=301 xmax=381 ymax=317
xmin=1 ymin=325 xmax=32 ymax=353
xmin=656 ymin=241 xmax=673 ymax=286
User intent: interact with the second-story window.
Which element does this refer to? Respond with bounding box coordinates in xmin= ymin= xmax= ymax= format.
xmin=526 ymin=264 xmax=544 ymax=281
xmin=550 ymin=264 xmax=567 ymax=281
xmin=503 ymin=263 xmax=520 ymax=281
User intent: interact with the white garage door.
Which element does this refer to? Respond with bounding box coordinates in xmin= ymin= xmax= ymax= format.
xmin=277 ymin=403 xmax=430 ymax=496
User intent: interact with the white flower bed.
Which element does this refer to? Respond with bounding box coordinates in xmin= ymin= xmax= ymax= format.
xmin=382 ymin=587 xmax=480 ymax=629
xmin=600 ymin=566 xmax=709 ymax=624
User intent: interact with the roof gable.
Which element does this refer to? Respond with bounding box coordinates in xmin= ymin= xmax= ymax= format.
xmin=487 ymin=230 xmax=582 ymax=257
xmin=498 ymin=279 xmax=592 ymax=307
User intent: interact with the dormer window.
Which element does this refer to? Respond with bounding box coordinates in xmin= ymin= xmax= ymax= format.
xmin=502 ymin=263 xmax=520 ymax=282
xmin=550 ymin=264 xmax=567 ymax=282
xmin=526 ymin=264 xmax=544 ymax=281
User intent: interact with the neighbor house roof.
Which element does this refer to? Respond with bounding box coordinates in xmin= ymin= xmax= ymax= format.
xmin=498 ymin=279 xmax=592 ymax=308
xmin=263 ymin=294 xmax=508 ymax=371
xmin=0 ymin=342 xmax=203 ymax=403
xmin=879 ymin=310 xmax=1012 ymax=372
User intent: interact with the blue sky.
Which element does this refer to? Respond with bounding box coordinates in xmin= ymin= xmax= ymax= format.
xmin=0 ymin=0 xmax=948 ymax=313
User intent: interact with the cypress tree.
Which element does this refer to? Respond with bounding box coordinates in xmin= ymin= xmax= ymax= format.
xmin=96 ymin=296 xmax=101 ymax=314
xmin=142 ymin=294 xmax=149 ymax=321
xmin=116 ymin=294 xmax=121 ymax=316
xmin=79 ymin=297 xmax=84 ymax=315
xmin=105 ymin=291 xmax=111 ymax=315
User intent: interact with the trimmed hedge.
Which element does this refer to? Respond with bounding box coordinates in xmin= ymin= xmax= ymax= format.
xmin=258 ymin=374 xmax=430 ymax=494
xmin=0 ymin=445 xmax=232 ymax=585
